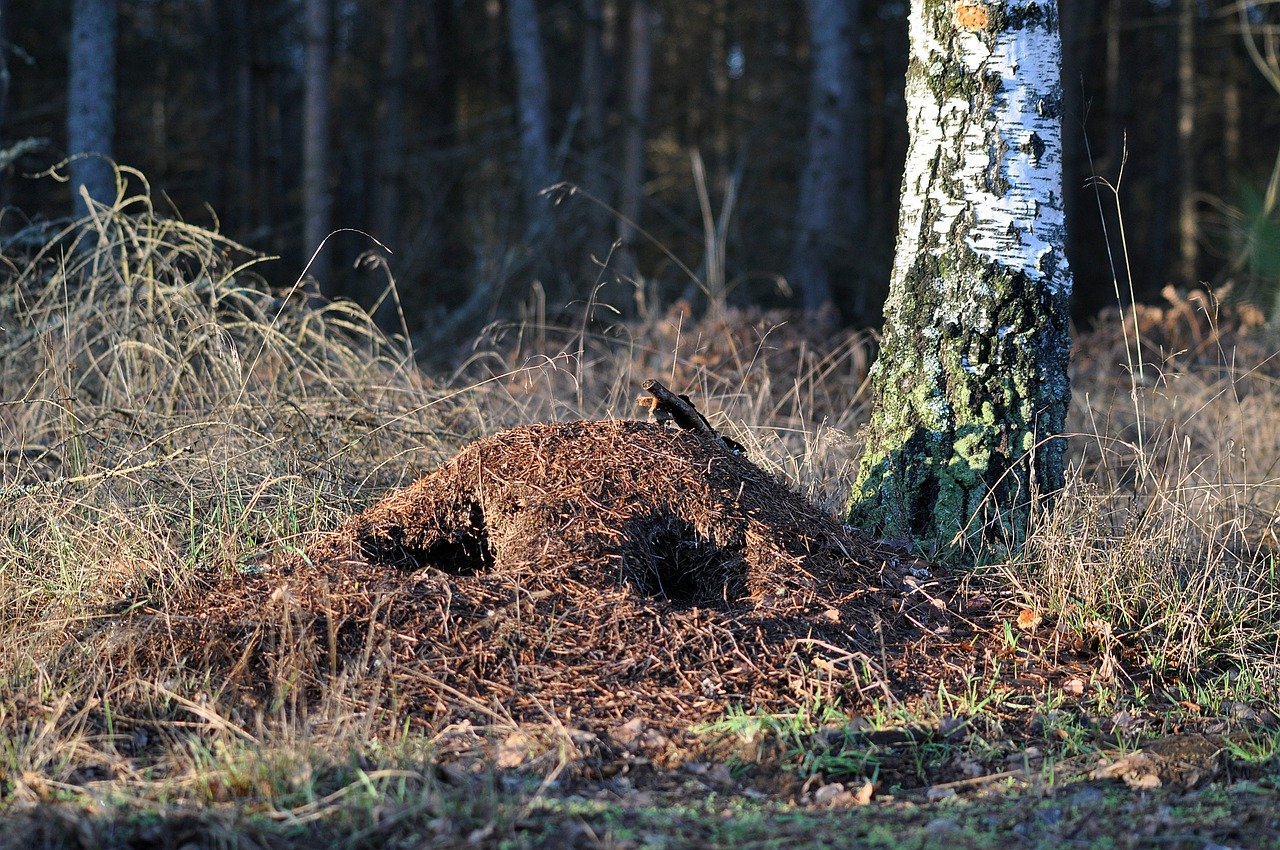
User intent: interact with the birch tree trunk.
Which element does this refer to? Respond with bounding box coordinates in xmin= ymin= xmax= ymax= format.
xmin=507 ymin=0 xmax=554 ymax=243
xmin=849 ymin=0 xmax=1072 ymax=558
xmin=67 ymin=0 xmax=118 ymax=216
xmin=789 ymin=0 xmax=861 ymax=313
xmin=303 ymin=0 xmax=332 ymax=291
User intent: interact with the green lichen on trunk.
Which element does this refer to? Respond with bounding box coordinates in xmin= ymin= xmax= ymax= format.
xmin=848 ymin=0 xmax=1071 ymax=560
xmin=849 ymin=251 xmax=1070 ymax=558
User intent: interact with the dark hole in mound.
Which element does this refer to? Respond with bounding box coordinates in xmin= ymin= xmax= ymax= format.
xmin=358 ymin=501 xmax=494 ymax=575
xmin=623 ymin=513 xmax=747 ymax=609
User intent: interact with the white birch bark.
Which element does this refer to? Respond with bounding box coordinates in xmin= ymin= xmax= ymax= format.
xmin=850 ymin=0 xmax=1072 ymax=556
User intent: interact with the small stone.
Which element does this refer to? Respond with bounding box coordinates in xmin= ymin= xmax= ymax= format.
xmin=1223 ymin=701 xmax=1259 ymax=722
xmin=925 ymin=815 xmax=959 ymax=834
xmin=708 ymin=763 xmax=733 ymax=785
xmin=1069 ymin=787 xmax=1104 ymax=806
xmin=1063 ymin=678 xmax=1085 ymax=697
xmin=813 ymin=782 xmax=846 ymax=805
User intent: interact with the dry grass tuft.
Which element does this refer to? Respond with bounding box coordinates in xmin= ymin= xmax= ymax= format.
xmin=992 ymin=286 xmax=1280 ymax=690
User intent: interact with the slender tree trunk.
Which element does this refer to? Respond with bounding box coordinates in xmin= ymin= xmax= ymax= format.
xmin=849 ymin=0 xmax=1073 ymax=558
xmin=374 ymin=0 xmax=409 ymax=248
xmin=392 ymin=0 xmax=466 ymax=312
xmin=362 ymin=0 xmax=410 ymax=327
xmin=250 ymin=2 xmax=283 ymax=250
xmin=1147 ymin=18 xmax=1177 ymax=289
xmin=1223 ymin=48 xmax=1241 ymax=168
xmin=1105 ymin=0 xmax=1127 ymax=171
xmin=218 ymin=0 xmax=254 ymax=234
xmin=303 ymin=0 xmax=333 ymax=291
xmin=789 ymin=0 xmax=861 ymax=313
xmin=617 ymin=0 xmax=652 ymax=274
xmin=0 ymin=0 xmax=11 ymax=209
xmin=1177 ymin=0 xmax=1198 ymax=284
xmin=507 ymin=0 xmax=554 ymax=243
xmin=0 ymin=0 xmax=9 ymax=137
xmin=581 ymin=0 xmax=608 ymax=215
xmin=67 ymin=0 xmax=118 ymax=216
xmin=709 ymin=0 xmax=730 ymax=171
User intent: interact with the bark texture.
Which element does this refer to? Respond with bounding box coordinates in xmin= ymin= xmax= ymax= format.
xmin=67 ymin=0 xmax=118 ymax=215
xmin=849 ymin=0 xmax=1072 ymax=557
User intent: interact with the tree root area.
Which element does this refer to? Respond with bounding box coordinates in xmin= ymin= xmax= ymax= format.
xmin=161 ymin=420 xmax=973 ymax=728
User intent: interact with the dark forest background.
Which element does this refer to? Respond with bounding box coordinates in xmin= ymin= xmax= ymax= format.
xmin=5 ymin=0 xmax=1280 ymax=337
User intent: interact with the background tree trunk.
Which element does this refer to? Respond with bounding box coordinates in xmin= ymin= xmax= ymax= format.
xmin=789 ymin=0 xmax=861 ymax=313
xmin=214 ymin=0 xmax=254 ymax=235
xmin=0 ymin=0 xmax=11 ymax=208
xmin=507 ymin=0 xmax=554 ymax=243
xmin=366 ymin=0 xmax=409 ymax=328
xmin=67 ymin=0 xmax=117 ymax=215
xmin=580 ymin=0 xmax=608 ymax=217
xmin=617 ymin=0 xmax=652 ymax=277
xmin=1 ymin=0 xmax=12 ymax=143
xmin=1177 ymin=0 xmax=1198 ymax=284
xmin=374 ymin=0 xmax=409 ymax=250
xmin=1105 ymin=0 xmax=1127 ymax=174
xmin=849 ymin=0 xmax=1073 ymax=557
xmin=302 ymin=0 xmax=332 ymax=292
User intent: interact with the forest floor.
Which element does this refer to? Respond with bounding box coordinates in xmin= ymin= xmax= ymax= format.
xmin=1 ymin=206 xmax=1279 ymax=848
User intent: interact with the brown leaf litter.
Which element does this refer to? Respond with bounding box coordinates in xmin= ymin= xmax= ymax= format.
xmin=150 ymin=419 xmax=969 ymax=730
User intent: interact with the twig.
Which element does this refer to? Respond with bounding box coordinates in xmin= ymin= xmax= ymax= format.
xmin=637 ymin=379 xmax=745 ymax=452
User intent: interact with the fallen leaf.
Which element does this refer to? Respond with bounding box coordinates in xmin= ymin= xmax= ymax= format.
xmin=1016 ymin=608 xmax=1042 ymax=632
